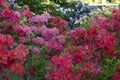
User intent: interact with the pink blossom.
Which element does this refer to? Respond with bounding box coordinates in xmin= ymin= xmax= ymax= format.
xmin=23 ymin=25 xmax=32 ymax=35
xmin=41 ymin=12 xmax=50 ymax=22
xmin=31 ymin=47 xmax=40 ymax=54
xmin=0 ymin=34 xmax=14 ymax=48
xmin=114 ymin=65 xmax=120 ymax=80
xmin=29 ymin=13 xmax=50 ymax=23
xmin=19 ymin=36 xmax=30 ymax=43
xmin=0 ymin=0 xmax=2 ymax=3
xmin=2 ymin=9 xmax=20 ymax=23
xmin=22 ymin=10 xmax=33 ymax=18
xmin=30 ymin=26 xmax=38 ymax=33
xmin=37 ymin=25 xmax=47 ymax=33
xmin=114 ymin=72 xmax=120 ymax=80
xmin=32 ymin=37 xmax=45 ymax=45
xmin=58 ymin=35 xmax=65 ymax=44
xmin=98 ymin=29 xmax=107 ymax=39
xmin=83 ymin=62 xmax=101 ymax=77
xmin=14 ymin=25 xmax=32 ymax=35
xmin=46 ymin=53 xmax=76 ymax=80
xmin=50 ymin=16 xmax=68 ymax=31
xmin=45 ymin=38 xmax=64 ymax=54
xmin=70 ymin=27 xmax=87 ymax=45
xmin=13 ymin=25 xmax=25 ymax=35
xmin=42 ymin=27 xmax=59 ymax=40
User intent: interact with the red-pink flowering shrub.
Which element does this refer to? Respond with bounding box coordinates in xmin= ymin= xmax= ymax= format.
xmin=50 ymin=16 xmax=68 ymax=32
xmin=75 ymin=8 xmax=120 ymax=79
xmin=46 ymin=53 xmax=78 ymax=80
xmin=1 ymin=9 xmax=20 ymax=24
xmin=110 ymin=9 xmax=120 ymax=37
xmin=0 ymin=0 xmax=8 ymax=8
xmin=41 ymin=27 xmax=59 ymax=40
xmin=46 ymin=26 xmax=116 ymax=79
xmin=29 ymin=13 xmax=50 ymax=23
xmin=0 ymin=33 xmax=28 ymax=79
xmin=45 ymin=37 xmax=65 ymax=55
xmin=32 ymin=37 xmax=45 ymax=45
xmin=114 ymin=65 xmax=120 ymax=80
xmin=22 ymin=10 xmax=33 ymax=18
xmin=0 ymin=3 xmax=70 ymax=79
xmin=90 ymin=9 xmax=120 ymax=38
xmin=0 ymin=2 xmax=120 ymax=79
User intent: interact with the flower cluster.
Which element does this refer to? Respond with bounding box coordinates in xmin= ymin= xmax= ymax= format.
xmin=0 ymin=0 xmax=8 ymax=9
xmin=110 ymin=9 xmax=120 ymax=37
xmin=46 ymin=53 xmax=101 ymax=80
xmin=0 ymin=2 xmax=120 ymax=80
xmin=0 ymin=33 xmax=28 ymax=79
xmin=46 ymin=25 xmax=116 ymax=79
xmin=32 ymin=37 xmax=45 ymax=45
xmin=1 ymin=8 xmax=20 ymax=23
xmin=22 ymin=10 xmax=33 ymax=18
xmin=29 ymin=12 xmax=50 ymax=23
xmin=50 ymin=16 xmax=68 ymax=31
xmin=114 ymin=65 xmax=120 ymax=80
xmin=42 ymin=27 xmax=59 ymax=40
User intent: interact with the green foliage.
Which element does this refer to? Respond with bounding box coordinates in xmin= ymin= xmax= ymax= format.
xmin=22 ymin=54 xmax=49 ymax=80
xmin=15 ymin=0 xmax=72 ymax=14
xmin=97 ymin=57 xmax=120 ymax=80
xmin=0 ymin=70 xmax=23 ymax=80
xmin=27 ymin=45 xmax=49 ymax=80
xmin=110 ymin=0 xmax=120 ymax=3
xmin=50 ymin=0 xmax=68 ymax=6
xmin=15 ymin=0 xmax=56 ymax=14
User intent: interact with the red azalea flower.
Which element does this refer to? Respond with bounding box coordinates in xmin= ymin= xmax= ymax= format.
xmin=50 ymin=16 xmax=68 ymax=31
xmin=28 ymin=67 xmax=36 ymax=75
xmin=114 ymin=72 xmax=120 ymax=80
xmin=4 ymin=77 xmax=10 ymax=80
xmin=9 ymin=62 xmax=24 ymax=74
xmin=22 ymin=10 xmax=33 ymax=18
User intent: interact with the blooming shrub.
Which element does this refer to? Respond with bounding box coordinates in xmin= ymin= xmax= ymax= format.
xmin=114 ymin=65 xmax=120 ymax=80
xmin=55 ymin=1 xmax=97 ymax=29
xmin=0 ymin=1 xmax=120 ymax=80
xmin=46 ymin=26 xmax=116 ymax=80
xmin=0 ymin=33 xmax=28 ymax=79
xmin=74 ymin=8 xmax=120 ymax=79
xmin=49 ymin=16 xmax=68 ymax=32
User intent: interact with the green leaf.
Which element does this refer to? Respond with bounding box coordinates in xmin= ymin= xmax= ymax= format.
xmin=40 ymin=45 xmax=47 ymax=54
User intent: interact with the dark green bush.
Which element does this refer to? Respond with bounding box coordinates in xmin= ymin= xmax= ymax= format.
xmin=15 ymin=0 xmax=56 ymax=14
xmin=15 ymin=0 xmax=69 ymax=14
xmin=50 ymin=0 xmax=68 ymax=6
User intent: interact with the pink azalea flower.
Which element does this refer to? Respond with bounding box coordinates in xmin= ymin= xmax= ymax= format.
xmin=30 ymin=26 xmax=38 ymax=33
xmin=31 ymin=47 xmax=40 ymax=54
xmin=19 ymin=36 xmax=30 ymax=43
xmin=37 ymin=25 xmax=47 ymax=33
xmin=57 ymin=35 xmax=65 ymax=44
xmin=42 ymin=27 xmax=59 ymax=40
xmin=32 ymin=37 xmax=45 ymax=45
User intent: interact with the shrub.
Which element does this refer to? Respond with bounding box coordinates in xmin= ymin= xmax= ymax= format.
xmin=0 ymin=1 xmax=120 ymax=80
xmin=54 ymin=1 xmax=98 ymax=29
xmin=15 ymin=0 xmax=56 ymax=14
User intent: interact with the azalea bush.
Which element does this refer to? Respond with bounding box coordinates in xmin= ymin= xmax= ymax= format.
xmin=75 ymin=7 xmax=114 ymax=29
xmin=0 ymin=0 xmax=69 ymax=79
xmin=75 ymin=8 xmax=120 ymax=80
xmin=0 ymin=0 xmax=120 ymax=80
